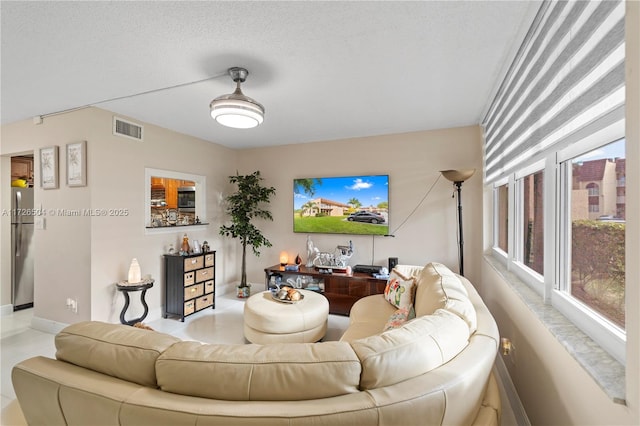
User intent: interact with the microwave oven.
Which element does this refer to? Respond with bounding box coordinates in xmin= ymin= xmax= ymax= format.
xmin=177 ymin=186 xmax=196 ymax=211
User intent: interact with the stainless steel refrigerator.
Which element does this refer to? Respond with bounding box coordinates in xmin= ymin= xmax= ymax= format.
xmin=11 ymin=187 xmax=34 ymax=310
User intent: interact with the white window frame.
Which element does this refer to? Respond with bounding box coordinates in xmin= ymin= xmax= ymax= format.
xmin=555 ymin=138 xmax=626 ymax=364
xmin=491 ymin=177 xmax=509 ymax=264
xmin=512 ymin=160 xmax=546 ymax=292
xmin=491 ymin=131 xmax=626 ymax=364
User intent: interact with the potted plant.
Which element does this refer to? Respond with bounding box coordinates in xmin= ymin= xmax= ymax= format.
xmin=219 ymin=171 xmax=276 ymax=298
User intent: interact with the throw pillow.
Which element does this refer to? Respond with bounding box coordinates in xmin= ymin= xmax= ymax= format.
xmin=383 ymin=307 xmax=410 ymax=331
xmin=133 ymin=322 xmax=154 ymax=331
xmin=383 ymin=268 xmax=416 ymax=310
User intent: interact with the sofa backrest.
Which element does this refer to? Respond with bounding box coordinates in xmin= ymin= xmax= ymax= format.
xmin=156 ymin=340 xmax=362 ymax=401
xmin=414 ymin=262 xmax=478 ymax=333
xmin=55 ymin=321 xmax=180 ymax=388
xmin=350 ymin=309 xmax=470 ymax=389
xmin=344 ymin=262 xmax=482 ymax=391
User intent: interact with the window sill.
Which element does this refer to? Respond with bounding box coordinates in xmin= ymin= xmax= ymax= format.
xmin=484 ymin=254 xmax=626 ymax=405
xmin=144 ymin=223 xmax=209 ymax=235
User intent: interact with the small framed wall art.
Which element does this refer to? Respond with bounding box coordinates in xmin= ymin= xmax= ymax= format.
xmin=66 ymin=140 xmax=87 ymax=187
xmin=39 ymin=145 xmax=59 ymax=189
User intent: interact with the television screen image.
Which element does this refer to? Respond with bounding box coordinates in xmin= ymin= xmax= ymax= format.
xmin=293 ymin=175 xmax=389 ymax=235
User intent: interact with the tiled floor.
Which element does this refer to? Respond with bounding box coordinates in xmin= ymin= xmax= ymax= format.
xmin=0 ymin=291 xmax=350 ymax=423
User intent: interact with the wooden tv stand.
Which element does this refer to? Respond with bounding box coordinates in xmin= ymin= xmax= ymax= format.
xmin=264 ymin=264 xmax=387 ymax=316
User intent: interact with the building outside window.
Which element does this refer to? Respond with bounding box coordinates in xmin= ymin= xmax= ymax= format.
xmin=565 ymin=139 xmax=626 ymax=329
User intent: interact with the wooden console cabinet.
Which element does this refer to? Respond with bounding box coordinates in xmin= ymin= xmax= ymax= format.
xmin=164 ymin=252 xmax=216 ymax=321
xmin=264 ymin=265 xmax=387 ymax=315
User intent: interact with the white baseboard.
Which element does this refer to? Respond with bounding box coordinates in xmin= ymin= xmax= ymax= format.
xmin=31 ymin=316 xmax=69 ymax=335
xmin=1 ymin=304 xmax=13 ymax=316
xmin=495 ymin=356 xmax=531 ymax=426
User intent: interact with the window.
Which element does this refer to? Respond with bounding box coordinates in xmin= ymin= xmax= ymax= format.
xmin=144 ymin=168 xmax=207 ymax=233
xmin=496 ymin=183 xmax=509 ymax=254
xmin=562 ymin=140 xmax=626 ymax=330
xmin=587 ymin=183 xmax=600 ymax=196
xmin=491 ymin=138 xmax=626 ymax=363
xmin=483 ymin=0 xmax=626 ymax=365
xmin=519 ymin=170 xmax=544 ymax=275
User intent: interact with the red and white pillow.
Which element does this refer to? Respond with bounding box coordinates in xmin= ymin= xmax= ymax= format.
xmin=383 ymin=268 xmax=416 ymax=310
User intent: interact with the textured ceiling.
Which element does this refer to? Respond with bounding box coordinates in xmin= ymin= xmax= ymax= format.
xmin=1 ymin=1 xmax=541 ymax=149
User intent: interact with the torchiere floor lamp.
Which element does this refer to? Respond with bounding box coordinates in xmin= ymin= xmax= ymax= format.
xmin=440 ymin=169 xmax=475 ymax=276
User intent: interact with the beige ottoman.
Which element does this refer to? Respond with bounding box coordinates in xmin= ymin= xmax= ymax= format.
xmin=243 ymin=290 xmax=329 ymax=344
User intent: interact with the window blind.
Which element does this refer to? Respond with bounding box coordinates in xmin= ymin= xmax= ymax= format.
xmin=482 ymin=0 xmax=625 ymax=184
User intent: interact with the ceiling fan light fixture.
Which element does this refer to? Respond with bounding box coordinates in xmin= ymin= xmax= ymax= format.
xmin=210 ymin=67 xmax=264 ymax=129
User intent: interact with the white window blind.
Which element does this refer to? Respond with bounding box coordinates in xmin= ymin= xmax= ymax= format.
xmin=482 ymin=0 xmax=625 ymax=184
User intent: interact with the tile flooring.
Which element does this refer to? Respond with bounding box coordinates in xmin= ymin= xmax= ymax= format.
xmin=0 ymin=291 xmax=350 ymax=423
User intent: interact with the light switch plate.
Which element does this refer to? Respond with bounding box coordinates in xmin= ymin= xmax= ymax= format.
xmin=35 ymin=216 xmax=46 ymax=230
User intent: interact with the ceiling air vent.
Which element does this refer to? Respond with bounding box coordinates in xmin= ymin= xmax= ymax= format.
xmin=113 ymin=117 xmax=143 ymax=141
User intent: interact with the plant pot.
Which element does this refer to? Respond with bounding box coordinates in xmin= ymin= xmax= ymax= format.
xmin=237 ymin=285 xmax=251 ymax=298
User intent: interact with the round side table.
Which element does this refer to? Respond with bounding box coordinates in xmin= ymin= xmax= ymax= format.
xmin=115 ymin=279 xmax=154 ymax=326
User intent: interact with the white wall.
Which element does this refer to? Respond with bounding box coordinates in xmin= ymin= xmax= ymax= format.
xmin=236 ymin=125 xmax=484 ymax=287
xmin=1 ymin=107 xmax=239 ymax=325
xmin=478 ymin=3 xmax=640 ymax=424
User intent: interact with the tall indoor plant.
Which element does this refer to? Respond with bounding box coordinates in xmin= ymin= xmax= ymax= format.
xmin=219 ymin=171 xmax=276 ymax=298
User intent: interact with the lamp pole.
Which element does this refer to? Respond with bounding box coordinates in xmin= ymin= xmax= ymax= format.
xmin=440 ymin=169 xmax=475 ymax=277
xmin=454 ymin=181 xmax=465 ymax=276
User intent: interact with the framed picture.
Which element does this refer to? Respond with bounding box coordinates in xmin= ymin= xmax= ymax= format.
xmin=66 ymin=141 xmax=87 ymax=187
xmin=39 ymin=146 xmax=59 ymax=189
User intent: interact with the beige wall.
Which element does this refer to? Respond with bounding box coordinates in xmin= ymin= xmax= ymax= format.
xmin=479 ymin=2 xmax=640 ymax=424
xmin=2 ymin=110 xmax=482 ymax=325
xmin=1 ymin=107 xmax=239 ymax=325
xmin=236 ymin=126 xmax=484 ymax=288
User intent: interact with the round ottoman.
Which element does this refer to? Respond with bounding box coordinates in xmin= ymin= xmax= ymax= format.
xmin=243 ymin=290 xmax=329 ymax=344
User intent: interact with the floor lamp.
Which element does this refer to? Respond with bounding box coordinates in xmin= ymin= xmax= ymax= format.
xmin=440 ymin=169 xmax=475 ymax=276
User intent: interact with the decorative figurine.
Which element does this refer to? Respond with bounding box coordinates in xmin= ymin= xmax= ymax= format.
xmin=306 ymin=235 xmax=318 ymax=268
xmin=201 ymin=241 xmax=209 ymax=253
xmin=180 ymin=234 xmax=190 ymax=255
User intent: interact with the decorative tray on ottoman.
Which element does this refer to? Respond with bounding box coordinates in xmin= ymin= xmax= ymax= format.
xmin=271 ymin=288 xmax=304 ymax=303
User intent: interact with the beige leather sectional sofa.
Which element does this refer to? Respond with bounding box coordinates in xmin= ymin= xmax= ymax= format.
xmin=12 ymin=262 xmax=500 ymax=425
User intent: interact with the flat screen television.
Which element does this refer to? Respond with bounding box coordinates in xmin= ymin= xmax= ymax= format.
xmin=293 ymin=174 xmax=389 ymax=235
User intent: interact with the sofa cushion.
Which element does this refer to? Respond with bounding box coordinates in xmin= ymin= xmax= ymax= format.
xmin=156 ymin=341 xmax=362 ymax=401
xmin=382 ymin=307 xmax=410 ymax=331
xmin=350 ymin=309 xmax=470 ymax=390
xmin=383 ymin=268 xmax=416 ymax=310
xmin=415 ymin=262 xmax=477 ymax=332
xmin=55 ymin=321 xmax=180 ymax=388
xmin=340 ymin=294 xmax=397 ymax=342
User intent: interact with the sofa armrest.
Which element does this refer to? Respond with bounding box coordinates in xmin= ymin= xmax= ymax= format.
xmin=12 ymin=356 xmax=145 ymax=426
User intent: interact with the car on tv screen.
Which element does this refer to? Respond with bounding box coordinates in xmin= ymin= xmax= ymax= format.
xmin=347 ymin=211 xmax=386 ymax=224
